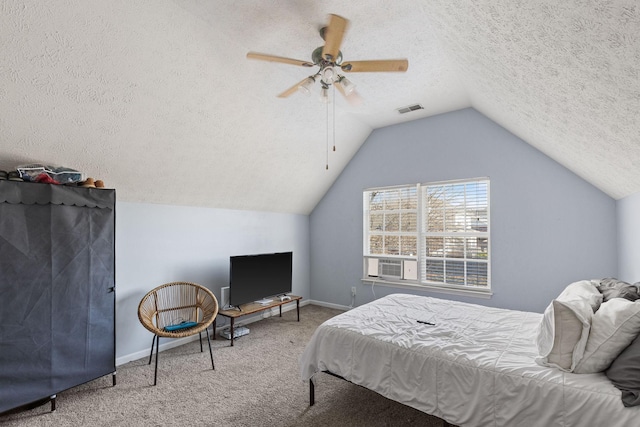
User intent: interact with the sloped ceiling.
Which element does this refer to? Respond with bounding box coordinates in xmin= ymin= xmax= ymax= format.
xmin=0 ymin=1 xmax=638 ymax=214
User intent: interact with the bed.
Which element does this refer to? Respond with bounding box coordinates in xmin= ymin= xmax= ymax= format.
xmin=299 ymin=292 xmax=640 ymax=427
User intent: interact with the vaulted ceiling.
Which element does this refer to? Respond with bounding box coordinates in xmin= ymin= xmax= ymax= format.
xmin=1 ymin=1 xmax=638 ymax=214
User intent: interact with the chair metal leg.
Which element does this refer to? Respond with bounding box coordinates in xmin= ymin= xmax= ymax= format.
xmin=148 ymin=327 xmax=214 ymax=385
xmin=206 ymin=328 xmax=215 ymax=370
xmin=148 ymin=335 xmax=156 ymax=365
xmin=153 ymin=336 xmax=160 ymax=386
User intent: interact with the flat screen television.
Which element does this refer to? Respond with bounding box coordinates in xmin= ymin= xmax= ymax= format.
xmin=229 ymin=251 xmax=292 ymax=307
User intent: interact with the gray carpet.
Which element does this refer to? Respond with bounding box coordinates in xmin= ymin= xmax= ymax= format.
xmin=0 ymin=305 xmax=451 ymax=426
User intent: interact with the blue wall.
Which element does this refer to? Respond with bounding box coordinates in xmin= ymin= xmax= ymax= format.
xmin=115 ymin=201 xmax=309 ymax=361
xmin=309 ymin=108 xmax=617 ymax=313
xmin=617 ymin=190 xmax=640 ymax=282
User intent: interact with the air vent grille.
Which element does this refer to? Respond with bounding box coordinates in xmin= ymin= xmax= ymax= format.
xmin=397 ymin=104 xmax=424 ymax=114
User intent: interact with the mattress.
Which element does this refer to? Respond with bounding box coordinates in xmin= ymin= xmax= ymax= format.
xmin=299 ymin=293 xmax=640 ymax=426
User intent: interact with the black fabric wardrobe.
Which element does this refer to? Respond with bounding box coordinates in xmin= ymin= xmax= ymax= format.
xmin=0 ymin=181 xmax=116 ymax=414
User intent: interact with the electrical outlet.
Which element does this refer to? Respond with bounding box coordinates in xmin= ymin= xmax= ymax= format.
xmin=351 ymin=286 xmax=356 ymax=297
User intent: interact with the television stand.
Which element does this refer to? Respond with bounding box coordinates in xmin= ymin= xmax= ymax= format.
xmin=214 ymin=295 xmax=302 ymax=346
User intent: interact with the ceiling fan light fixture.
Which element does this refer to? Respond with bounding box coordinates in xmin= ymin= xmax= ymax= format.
xmin=320 ymin=85 xmax=330 ymax=103
xmin=336 ymin=75 xmax=355 ymax=95
xmin=321 ymin=66 xmax=337 ymax=84
xmin=298 ymin=76 xmax=316 ymax=94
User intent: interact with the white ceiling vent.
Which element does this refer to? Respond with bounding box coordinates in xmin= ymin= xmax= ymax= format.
xmin=397 ymin=104 xmax=424 ymax=114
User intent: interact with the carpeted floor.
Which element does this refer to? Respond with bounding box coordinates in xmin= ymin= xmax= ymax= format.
xmin=0 ymin=304 xmax=451 ymax=426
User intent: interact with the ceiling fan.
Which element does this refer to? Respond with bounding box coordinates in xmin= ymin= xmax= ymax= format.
xmin=247 ymin=14 xmax=409 ymax=102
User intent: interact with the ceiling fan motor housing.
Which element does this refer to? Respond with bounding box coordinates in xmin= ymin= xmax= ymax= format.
xmin=312 ymin=46 xmax=342 ymax=66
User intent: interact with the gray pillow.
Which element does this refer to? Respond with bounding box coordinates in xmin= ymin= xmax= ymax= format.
xmin=606 ymin=334 xmax=640 ymax=407
xmin=597 ymin=278 xmax=640 ymax=302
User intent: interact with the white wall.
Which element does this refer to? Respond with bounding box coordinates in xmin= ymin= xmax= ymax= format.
xmin=617 ymin=190 xmax=640 ymax=282
xmin=114 ymin=201 xmax=309 ymax=363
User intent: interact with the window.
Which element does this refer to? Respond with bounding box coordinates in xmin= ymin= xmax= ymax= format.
xmin=363 ymin=178 xmax=490 ymax=294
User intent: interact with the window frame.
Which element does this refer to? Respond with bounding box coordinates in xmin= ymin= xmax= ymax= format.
xmin=362 ymin=178 xmax=491 ymax=297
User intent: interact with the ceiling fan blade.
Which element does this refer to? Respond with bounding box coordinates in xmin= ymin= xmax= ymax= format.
xmin=277 ymin=77 xmax=313 ymax=98
xmin=321 ymin=14 xmax=348 ymax=62
xmin=341 ymin=59 xmax=409 ymax=72
xmin=247 ymin=52 xmax=314 ymax=67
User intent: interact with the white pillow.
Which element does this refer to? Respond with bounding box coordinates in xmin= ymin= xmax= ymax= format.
xmin=535 ymin=280 xmax=602 ymax=371
xmin=574 ymin=299 xmax=640 ymax=373
xmin=556 ymin=279 xmax=603 ymax=312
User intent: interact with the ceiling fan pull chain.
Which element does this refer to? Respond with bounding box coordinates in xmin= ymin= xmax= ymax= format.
xmin=326 ymin=99 xmax=329 ymax=170
xmin=333 ymin=84 xmax=336 ymax=153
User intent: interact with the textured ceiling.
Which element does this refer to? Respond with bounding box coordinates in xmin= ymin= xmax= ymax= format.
xmin=427 ymin=0 xmax=640 ymax=200
xmin=0 ymin=1 xmax=638 ymax=214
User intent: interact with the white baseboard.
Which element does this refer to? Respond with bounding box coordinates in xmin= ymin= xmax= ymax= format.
xmin=116 ymin=334 xmax=202 ymax=366
xmin=307 ymin=299 xmax=350 ymax=311
xmin=116 ymin=298 xmax=314 ymax=366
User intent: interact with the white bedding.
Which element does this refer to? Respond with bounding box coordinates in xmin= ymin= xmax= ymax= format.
xmin=299 ymin=294 xmax=640 ymax=426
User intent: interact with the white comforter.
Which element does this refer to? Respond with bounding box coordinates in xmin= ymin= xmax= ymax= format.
xmin=300 ymin=293 xmax=640 ymax=427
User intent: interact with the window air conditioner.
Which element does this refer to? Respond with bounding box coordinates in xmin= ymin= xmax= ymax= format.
xmin=378 ymin=259 xmax=402 ymax=279
xmin=367 ymin=258 xmax=418 ymax=281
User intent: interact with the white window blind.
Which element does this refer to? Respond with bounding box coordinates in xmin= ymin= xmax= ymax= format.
xmin=364 ymin=179 xmax=490 ymax=293
xmin=365 ymin=186 xmax=418 ymax=257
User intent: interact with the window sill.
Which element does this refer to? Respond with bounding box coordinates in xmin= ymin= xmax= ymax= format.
xmin=360 ymin=278 xmax=493 ymax=299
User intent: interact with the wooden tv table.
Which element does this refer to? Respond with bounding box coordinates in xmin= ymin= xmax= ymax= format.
xmin=214 ymin=295 xmax=302 ymax=346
